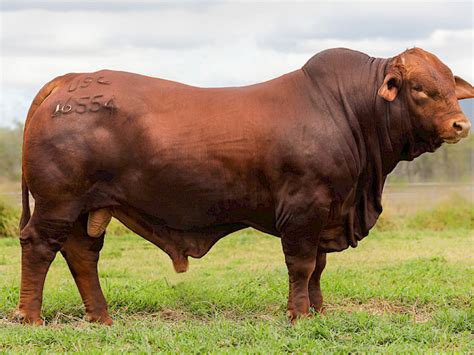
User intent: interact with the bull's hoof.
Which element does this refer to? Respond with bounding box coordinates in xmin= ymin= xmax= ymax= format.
xmin=310 ymin=305 xmax=326 ymax=315
xmin=86 ymin=312 xmax=113 ymax=325
xmin=310 ymin=301 xmax=325 ymax=314
xmin=12 ymin=309 xmax=44 ymax=325
xmin=286 ymin=309 xmax=312 ymax=324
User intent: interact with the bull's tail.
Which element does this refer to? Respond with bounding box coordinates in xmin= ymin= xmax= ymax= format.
xmin=19 ymin=174 xmax=30 ymax=230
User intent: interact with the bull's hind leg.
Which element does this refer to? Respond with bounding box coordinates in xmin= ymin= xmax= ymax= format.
xmin=308 ymin=252 xmax=327 ymax=313
xmin=60 ymin=214 xmax=112 ymax=325
xmin=16 ymin=204 xmax=77 ymax=325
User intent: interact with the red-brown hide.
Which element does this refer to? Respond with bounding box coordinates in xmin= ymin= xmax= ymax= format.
xmin=17 ymin=47 xmax=472 ymax=324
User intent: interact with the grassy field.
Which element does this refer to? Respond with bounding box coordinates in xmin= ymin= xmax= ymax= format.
xmin=0 ymin=191 xmax=473 ymax=352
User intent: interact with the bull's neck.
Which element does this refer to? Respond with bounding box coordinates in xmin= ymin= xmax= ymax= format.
xmin=357 ymin=56 xmax=412 ymax=175
xmin=302 ymin=48 xmax=422 ymax=176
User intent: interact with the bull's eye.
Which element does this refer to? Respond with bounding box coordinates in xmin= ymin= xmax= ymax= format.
xmin=410 ymin=83 xmax=429 ymax=101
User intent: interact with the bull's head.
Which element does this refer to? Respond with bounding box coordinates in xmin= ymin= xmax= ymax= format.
xmin=378 ymin=48 xmax=473 ymax=144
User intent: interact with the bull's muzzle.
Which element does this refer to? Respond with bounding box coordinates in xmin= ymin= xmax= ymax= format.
xmin=444 ymin=116 xmax=471 ymax=144
xmin=452 ymin=119 xmax=471 ymax=138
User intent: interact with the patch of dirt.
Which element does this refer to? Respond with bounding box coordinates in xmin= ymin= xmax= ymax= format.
xmin=158 ymin=309 xmax=191 ymax=322
xmin=324 ymin=299 xmax=432 ymax=323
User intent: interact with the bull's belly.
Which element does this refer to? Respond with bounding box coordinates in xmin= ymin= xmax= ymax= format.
xmin=106 ymin=190 xmax=277 ymax=271
xmin=112 ymin=178 xmax=277 ymax=234
xmin=125 ymin=195 xmax=266 ymax=230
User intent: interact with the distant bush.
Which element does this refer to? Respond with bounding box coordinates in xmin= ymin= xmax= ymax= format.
xmin=389 ymin=135 xmax=473 ymax=183
xmin=373 ymin=212 xmax=398 ymax=232
xmin=377 ymin=194 xmax=473 ymax=232
xmin=0 ymin=124 xmax=23 ymax=181
xmin=406 ymin=195 xmax=473 ymax=231
xmin=0 ymin=198 xmax=19 ymax=238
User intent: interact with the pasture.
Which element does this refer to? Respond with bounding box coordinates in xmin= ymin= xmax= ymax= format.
xmin=0 ymin=185 xmax=473 ymax=352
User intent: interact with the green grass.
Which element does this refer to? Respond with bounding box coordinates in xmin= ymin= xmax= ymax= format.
xmin=0 ymin=224 xmax=472 ymax=352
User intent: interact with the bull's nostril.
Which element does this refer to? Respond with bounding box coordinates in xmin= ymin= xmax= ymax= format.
xmin=452 ymin=120 xmax=471 ymax=138
xmin=453 ymin=121 xmax=463 ymax=132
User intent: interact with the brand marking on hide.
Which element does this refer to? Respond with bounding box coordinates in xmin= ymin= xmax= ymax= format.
xmin=52 ymin=95 xmax=116 ymax=116
xmin=68 ymin=76 xmax=112 ymax=93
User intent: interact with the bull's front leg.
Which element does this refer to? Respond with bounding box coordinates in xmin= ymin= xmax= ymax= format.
xmin=308 ymin=251 xmax=327 ymax=313
xmin=279 ymin=196 xmax=329 ymax=322
xmin=281 ymin=234 xmax=319 ymax=321
xmin=282 ymin=233 xmax=325 ymax=322
xmin=60 ymin=215 xmax=112 ymax=325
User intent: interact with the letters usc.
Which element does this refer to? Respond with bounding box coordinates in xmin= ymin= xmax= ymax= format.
xmin=52 ymin=76 xmax=115 ymax=116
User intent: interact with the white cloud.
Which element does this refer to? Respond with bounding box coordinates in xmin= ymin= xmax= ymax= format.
xmin=293 ymin=29 xmax=474 ymax=79
xmin=1 ymin=1 xmax=473 ymax=127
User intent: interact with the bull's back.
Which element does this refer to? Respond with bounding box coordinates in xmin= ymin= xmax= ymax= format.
xmin=23 ymin=70 xmax=296 ymax=229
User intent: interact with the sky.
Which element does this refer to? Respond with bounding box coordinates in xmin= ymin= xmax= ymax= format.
xmin=0 ymin=0 xmax=473 ymax=127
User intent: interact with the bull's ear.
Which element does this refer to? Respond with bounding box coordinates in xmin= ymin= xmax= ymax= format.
xmin=455 ymin=75 xmax=474 ymax=100
xmin=378 ymin=71 xmax=402 ymax=102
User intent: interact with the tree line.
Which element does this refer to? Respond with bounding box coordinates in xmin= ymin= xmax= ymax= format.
xmin=0 ymin=124 xmax=472 ymax=183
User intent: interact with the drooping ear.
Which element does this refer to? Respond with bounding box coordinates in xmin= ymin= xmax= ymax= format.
xmin=454 ymin=75 xmax=474 ymax=100
xmin=378 ymin=70 xmax=403 ymax=102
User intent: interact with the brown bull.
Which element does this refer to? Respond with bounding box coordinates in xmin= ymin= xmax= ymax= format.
xmin=17 ymin=47 xmax=473 ymax=325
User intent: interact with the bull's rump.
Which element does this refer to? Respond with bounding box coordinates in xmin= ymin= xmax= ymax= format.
xmin=22 ymin=70 xmax=294 ymax=231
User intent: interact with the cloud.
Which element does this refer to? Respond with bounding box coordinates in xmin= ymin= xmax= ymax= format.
xmin=3 ymin=2 xmax=472 ymax=57
xmin=258 ymin=1 xmax=473 ymax=48
xmin=0 ymin=1 xmax=472 ymax=127
xmin=1 ymin=0 xmax=211 ymax=12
